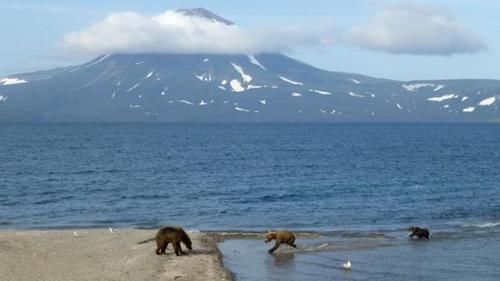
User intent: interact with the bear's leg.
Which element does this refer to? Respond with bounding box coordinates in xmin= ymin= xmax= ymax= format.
xmin=268 ymin=242 xmax=280 ymax=254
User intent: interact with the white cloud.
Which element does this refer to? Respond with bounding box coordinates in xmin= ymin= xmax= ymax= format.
xmin=62 ymin=10 xmax=334 ymax=55
xmin=349 ymin=3 xmax=486 ymax=55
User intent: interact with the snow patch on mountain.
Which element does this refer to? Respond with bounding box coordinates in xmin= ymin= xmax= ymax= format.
xmin=179 ymin=100 xmax=194 ymax=105
xmin=86 ymin=54 xmax=110 ymax=68
xmin=1 ymin=77 xmax=27 ymax=86
xmin=231 ymin=63 xmax=252 ymax=83
xmin=402 ymin=83 xmax=436 ymax=91
xmin=349 ymin=92 xmax=365 ymax=98
xmin=478 ymin=97 xmax=496 ymax=106
xmin=279 ymin=76 xmax=304 ymax=85
xmin=230 ymin=79 xmax=245 ymax=92
xmin=126 ymin=83 xmax=140 ymax=92
xmin=462 ymin=106 xmax=475 ymax=112
xmin=433 ymin=85 xmax=445 ymax=91
xmin=427 ymin=94 xmax=458 ymax=102
xmin=235 ymin=106 xmax=250 ymax=112
xmin=310 ymin=89 xmax=333 ymax=95
xmin=247 ymin=55 xmax=266 ymax=70
xmin=195 ymin=73 xmax=212 ymax=82
xmin=248 ymin=85 xmax=264 ymax=90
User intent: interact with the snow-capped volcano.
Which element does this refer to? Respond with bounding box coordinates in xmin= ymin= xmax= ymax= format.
xmin=0 ymin=8 xmax=499 ymax=122
xmin=177 ymin=8 xmax=234 ymax=25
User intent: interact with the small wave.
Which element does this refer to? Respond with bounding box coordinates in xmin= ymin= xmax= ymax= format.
xmin=462 ymin=222 xmax=500 ymax=229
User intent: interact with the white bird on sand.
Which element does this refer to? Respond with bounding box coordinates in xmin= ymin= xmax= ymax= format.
xmin=109 ymin=227 xmax=114 ymax=233
xmin=343 ymin=260 xmax=352 ymax=270
xmin=73 ymin=231 xmax=80 ymax=237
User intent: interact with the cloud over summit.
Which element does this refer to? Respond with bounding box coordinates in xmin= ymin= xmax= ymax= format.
xmin=62 ymin=10 xmax=333 ymax=55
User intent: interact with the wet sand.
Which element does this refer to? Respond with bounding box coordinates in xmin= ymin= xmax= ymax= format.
xmin=0 ymin=229 xmax=232 ymax=281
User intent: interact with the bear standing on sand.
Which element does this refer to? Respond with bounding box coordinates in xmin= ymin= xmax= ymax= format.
xmin=137 ymin=226 xmax=192 ymax=256
xmin=265 ymin=231 xmax=297 ymax=254
xmin=408 ymin=226 xmax=430 ymax=240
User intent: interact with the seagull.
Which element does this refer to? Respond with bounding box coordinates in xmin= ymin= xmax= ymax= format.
xmin=343 ymin=260 xmax=352 ymax=270
xmin=109 ymin=227 xmax=114 ymax=233
xmin=73 ymin=231 xmax=80 ymax=237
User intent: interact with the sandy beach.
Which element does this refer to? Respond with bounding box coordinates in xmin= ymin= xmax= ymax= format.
xmin=0 ymin=229 xmax=233 ymax=281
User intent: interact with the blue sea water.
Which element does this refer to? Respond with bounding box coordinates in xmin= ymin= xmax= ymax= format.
xmin=2 ymin=123 xmax=500 ymax=280
xmin=1 ymin=123 xmax=499 ymax=232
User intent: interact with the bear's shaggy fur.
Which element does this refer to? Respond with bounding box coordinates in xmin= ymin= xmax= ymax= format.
xmin=408 ymin=226 xmax=430 ymax=240
xmin=265 ymin=231 xmax=297 ymax=253
xmin=137 ymin=226 xmax=192 ymax=256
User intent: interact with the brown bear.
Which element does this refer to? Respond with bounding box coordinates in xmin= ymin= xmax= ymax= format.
xmin=408 ymin=226 xmax=430 ymax=240
xmin=265 ymin=231 xmax=297 ymax=254
xmin=137 ymin=226 xmax=192 ymax=256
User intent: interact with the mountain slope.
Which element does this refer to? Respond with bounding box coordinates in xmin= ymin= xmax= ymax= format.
xmin=0 ymin=53 xmax=499 ymax=122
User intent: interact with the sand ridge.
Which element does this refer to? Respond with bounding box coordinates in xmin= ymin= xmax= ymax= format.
xmin=0 ymin=229 xmax=232 ymax=281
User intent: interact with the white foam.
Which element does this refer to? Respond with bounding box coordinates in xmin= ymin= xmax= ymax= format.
xmin=179 ymin=100 xmax=194 ymax=105
xmin=427 ymin=94 xmax=458 ymax=102
xmin=199 ymin=100 xmax=208 ymax=106
xmin=247 ymin=55 xmax=266 ymax=70
xmin=462 ymin=106 xmax=475 ymax=112
xmin=478 ymin=97 xmax=496 ymax=106
xmin=396 ymin=103 xmax=403 ymax=109
xmin=203 ymin=58 xmax=210 ymax=62
xmin=350 ymin=79 xmax=360 ymax=84
xmin=217 ymin=86 xmax=226 ymax=91
xmin=291 ymin=92 xmax=302 ymax=97
xmin=129 ymin=104 xmax=141 ymax=108
xmin=135 ymin=61 xmax=144 ymax=65
xmin=348 ymin=92 xmax=365 ymax=98
xmin=126 ymin=83 xmax=140 ymax=92
xmin=259 ymin=100 xmax=266 ymax=105
xmin=0 ymin=95 xmax=8 ymax=102
xmin=221 ymin=80 xmax=227 ymax=85
xmin=145 ymin=71 xmax=154 ymax=79
xmin=235 ymin=106 xmax=250 ymax=112
xmin=230 ymin=80 xmax=245 ymax=92
xmin=161 ymin=91 xmax=166 ymax=96
xmin=310 ymin=89 xmax=332 ymax=95
xmin=279 ymin=76 xmax=304 ymax=85
xmin=461 ymin=96 xmax=469 ymax=102
xmin=231 ymin=63 xmax=252 ymax=83
xmin=1 ymin=77 xmax=27 ymax=85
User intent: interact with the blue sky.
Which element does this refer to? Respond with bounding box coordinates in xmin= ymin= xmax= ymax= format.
xmin=0 ymin=0 xmax=498 ymax=81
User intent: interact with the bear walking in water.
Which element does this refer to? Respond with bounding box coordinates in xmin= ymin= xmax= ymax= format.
xmin=265 ymin=231 xmax=297 ymax=254
xmin=408 ymin=226 xmax=430 ymax=240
